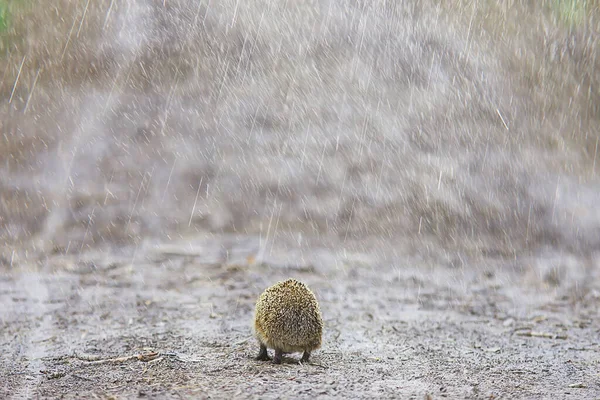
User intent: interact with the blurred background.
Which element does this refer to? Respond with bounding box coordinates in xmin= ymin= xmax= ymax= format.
xmin=0 ymin=0 xmax=598 ymax=266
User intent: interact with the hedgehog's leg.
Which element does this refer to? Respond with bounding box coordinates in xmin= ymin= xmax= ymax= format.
xmin=255 ymin=343 xmax=271 ymax=361
xmin=301 ymin=351 xmax=311 ymax=363
xmin=273 ymin=349 xmax=283 ymax=364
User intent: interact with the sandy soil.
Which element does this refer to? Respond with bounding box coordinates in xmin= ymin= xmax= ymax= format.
xmin=1 ymin=0 xmax=599 ymax=398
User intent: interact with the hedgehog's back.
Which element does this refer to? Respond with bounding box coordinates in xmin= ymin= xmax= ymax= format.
xmin=254 ymin=279 xmax=323 ymax=353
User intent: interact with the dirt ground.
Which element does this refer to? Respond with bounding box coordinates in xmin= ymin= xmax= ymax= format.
xmin=1 ymin=0 xmax=599 ymax=398
xmin=1 ymin=235 xmax=599 ymax=399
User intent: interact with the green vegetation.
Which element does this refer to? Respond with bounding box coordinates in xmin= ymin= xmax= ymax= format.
xmin=0 ymin=0 xmax=29 ymax=54
xmin=0 ymin=0 xmax=30 ymax=32
xmin=551 ymin=0 xmax=594 ymax=26
xmin=0 ymin=1 xmax=10 ymax=33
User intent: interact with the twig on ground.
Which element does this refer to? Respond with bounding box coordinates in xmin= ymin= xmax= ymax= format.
xmin=233 ymin=336 xmax=252 ymax=346
xmin=75 ymin=353 xmax=102 ymax=361
xmin=42 ymin=355 xmax=70 ymax=362
xmin=516 ymin=331 xmax=568 ymax=340
xmin=67 ymin=351 xmax=204 ymax=365
xmin=511 ymin=326 xmax=533 ymax=334
xmin=154 ymin=352 xmax=205 ymax=363
xmin=76 ymin=351 xmax=160 ymax=364
xmin=568 ymin=383 xmax=587 ymax=388
xmin=33 ymin=336 xmax=56 ymax=344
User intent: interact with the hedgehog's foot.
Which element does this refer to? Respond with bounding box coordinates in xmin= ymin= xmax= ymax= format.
xmin=273 ymin=349 xmax=283 ymax=364
xmin=255 ymin=344 xmax=271 ymax=361
xmin=301 ymin=351 xmax=311 ymax=363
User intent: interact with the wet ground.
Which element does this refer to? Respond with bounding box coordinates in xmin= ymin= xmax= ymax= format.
xmin=2 ymin=235 xmax=599 ymax=399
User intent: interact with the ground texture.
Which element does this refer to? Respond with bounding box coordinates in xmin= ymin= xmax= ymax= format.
xmin=2 ymin=235 xmax=600 ymax=399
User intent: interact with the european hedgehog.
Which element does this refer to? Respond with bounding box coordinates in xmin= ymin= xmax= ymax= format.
xmin=253 ymin=278 xmax=323 ymax=364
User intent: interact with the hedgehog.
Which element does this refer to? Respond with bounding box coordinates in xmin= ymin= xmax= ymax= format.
xmin=253 ymin=278 xmax=323 ymax=364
